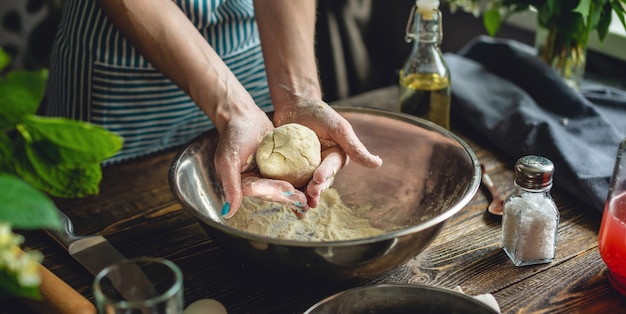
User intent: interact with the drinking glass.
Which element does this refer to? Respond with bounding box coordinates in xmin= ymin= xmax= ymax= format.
xmin=93 ymin=257 xmax=184 ymax=313
xmin=599 ymin=138 xmax=626 ymax=296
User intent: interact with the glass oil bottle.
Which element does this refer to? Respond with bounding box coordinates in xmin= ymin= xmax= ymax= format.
xmin=398 ymin=0 xmax=451 ymax=129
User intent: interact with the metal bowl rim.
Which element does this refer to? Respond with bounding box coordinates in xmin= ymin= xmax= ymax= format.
xmin=303 ymin=283 xmax=500 ymax=314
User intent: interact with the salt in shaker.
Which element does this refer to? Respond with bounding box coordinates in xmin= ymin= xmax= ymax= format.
xmin=501 ymin=155 xmax=560 ymax=266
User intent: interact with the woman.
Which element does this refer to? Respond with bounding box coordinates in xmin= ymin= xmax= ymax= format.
xmin=46 ymin=0 xmax=382 ymax=217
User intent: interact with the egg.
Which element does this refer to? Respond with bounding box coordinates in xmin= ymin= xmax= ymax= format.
xmin=183 ymin=299 xmax=228 ymax=314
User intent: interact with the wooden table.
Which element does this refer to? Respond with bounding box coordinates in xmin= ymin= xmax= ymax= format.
xmin=5 ymin=86 xmax=626 ymax=313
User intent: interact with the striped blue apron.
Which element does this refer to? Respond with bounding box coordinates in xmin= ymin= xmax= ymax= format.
xmin=46 ymin=0 xmax=271 ymax=164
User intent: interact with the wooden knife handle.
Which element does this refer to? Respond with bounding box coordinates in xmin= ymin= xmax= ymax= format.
xmin=20 ymin=261 xmax=96 ymax=314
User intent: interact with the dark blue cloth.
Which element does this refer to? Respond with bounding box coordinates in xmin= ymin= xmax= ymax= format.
xmin=445 ymin=36 xmax=626 ymax=212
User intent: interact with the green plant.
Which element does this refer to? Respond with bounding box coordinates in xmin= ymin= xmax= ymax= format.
xmin=447 ymin=0 xmax=626 ymax=44
xmin=0 ymin=48 xmax=123 ymax=299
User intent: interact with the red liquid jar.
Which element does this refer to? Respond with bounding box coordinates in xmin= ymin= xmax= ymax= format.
xmin=599 ymin=138 xmax=626 ymax=296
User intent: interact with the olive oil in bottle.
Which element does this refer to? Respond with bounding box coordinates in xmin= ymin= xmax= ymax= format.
xmin=399 ymin=72 xmax=450 ymax=129
xmin=398 ymin=0 xmax=451 ymax=129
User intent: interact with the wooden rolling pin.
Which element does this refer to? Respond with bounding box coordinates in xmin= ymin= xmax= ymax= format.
xmin=18 ymin=249 xmax=96 ymax=314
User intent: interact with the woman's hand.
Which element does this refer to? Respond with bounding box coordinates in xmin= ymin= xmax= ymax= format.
xmin=273 ymin=98 xmax=383 ymax=208
xmin=213 ymin=106 xmax=311 ymax=219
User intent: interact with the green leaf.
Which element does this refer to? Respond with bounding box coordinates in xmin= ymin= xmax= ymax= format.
xmin=0 ymin=175 xmax=61 ymax=230
xmin=17 ymin=142 xmax=102 ymax=198
xmin=19 ymin=115 xmax=123 ymax=165
xmin=536 ymin=1 xmax=556 ymax=28
xmin=596 ymin=3 xmax=614 ymax=41
xmin=0 ymin=48 xmax=10 ymax=72
xmin=0 ymin=133 xmax=14 ymax=174
xmin=0 ymin=69 xmax=48 ymax=132
xmin=610 ymin=0 xmax=626 ymax=31
xmin=573 ymin=0 xmax=592 ymax=23
xmin=0 ymin=270 xmax=41 ymax=299
xmin=483 ymin=9 xmax=503 ymax=36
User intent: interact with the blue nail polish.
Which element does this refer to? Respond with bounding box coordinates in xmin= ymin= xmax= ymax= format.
xmin=282 ymin=191 xmax=295 ymax=196
xmin=294 ymin=201 xmax=305 ymax=207
xmin=221 ymin=202 xmax=230 ymax=216
xmin=293 ymin=206 xmax=305 ymax=215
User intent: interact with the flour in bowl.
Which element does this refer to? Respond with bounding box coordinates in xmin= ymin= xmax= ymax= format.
xmin=226 ymin=188 xmax=385 ymax=241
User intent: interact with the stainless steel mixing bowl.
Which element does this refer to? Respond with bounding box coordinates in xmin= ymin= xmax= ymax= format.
xmin=169 ymin=107 xmax=480 ymax=282
xmin=304 ymin=284 xmax=499 ymax=313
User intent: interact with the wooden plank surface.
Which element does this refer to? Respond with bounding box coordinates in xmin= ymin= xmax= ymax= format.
xmin=4 ymin=86 xmax=626 ymax=314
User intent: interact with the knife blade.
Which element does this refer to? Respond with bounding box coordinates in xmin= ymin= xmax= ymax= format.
xmin=45 ymin=209 xmax=157 ymax=301
xmin=44 ymin=210 xmax=127 ymax=277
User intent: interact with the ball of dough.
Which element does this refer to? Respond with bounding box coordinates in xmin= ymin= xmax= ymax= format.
xmin=256 ymin=123 xmax=321 ymax=187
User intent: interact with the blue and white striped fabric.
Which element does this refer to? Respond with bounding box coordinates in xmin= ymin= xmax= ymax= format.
xmin=46 ymin=0 xmax=272 ymax=164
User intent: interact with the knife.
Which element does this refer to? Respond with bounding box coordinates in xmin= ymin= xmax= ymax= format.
xmin=45 ymin=210 xmax=157 ymax=300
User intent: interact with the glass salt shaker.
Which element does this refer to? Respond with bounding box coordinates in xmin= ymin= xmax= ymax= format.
xmin=501 ymin=155 xmax=560 ymax=266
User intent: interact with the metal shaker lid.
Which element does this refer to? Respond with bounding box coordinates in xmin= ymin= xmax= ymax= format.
xmin=514 ymin=155 xmax=554 ymax=190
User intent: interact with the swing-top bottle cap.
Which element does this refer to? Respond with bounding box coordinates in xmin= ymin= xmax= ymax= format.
xmin=514 ymin=155 xmax=555 ymax=190
xmin=416 ymin=0 xmax=440 ymax=11
xmin=416 ymin=0 xmax=440 ymax=20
